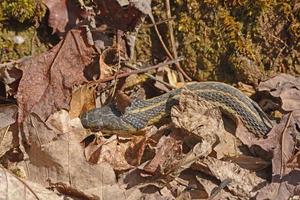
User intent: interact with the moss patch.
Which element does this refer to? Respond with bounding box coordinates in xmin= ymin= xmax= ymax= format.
xmin=135 ymin=0 xmax=300 ymax=84
xmin=0 ymin=0 xmax=46 ymax=23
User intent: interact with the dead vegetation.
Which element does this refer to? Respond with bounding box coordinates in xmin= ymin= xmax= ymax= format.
xmin=0 ymin=0 xmax=300 ymax=199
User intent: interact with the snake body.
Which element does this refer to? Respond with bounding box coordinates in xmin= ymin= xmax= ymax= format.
xmin=80 ymin=82 xmax=273 ymax=136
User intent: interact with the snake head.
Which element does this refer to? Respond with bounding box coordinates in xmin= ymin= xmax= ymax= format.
xmin=80 ymin=105 xmax=124 ymax=132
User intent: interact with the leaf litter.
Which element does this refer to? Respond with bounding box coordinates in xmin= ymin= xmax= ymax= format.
xmin=0 ymin=0 xmax=300 ymax=199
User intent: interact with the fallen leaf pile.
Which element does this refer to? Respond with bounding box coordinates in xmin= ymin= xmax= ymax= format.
xmin=0 ymin=0 xmax=300 ymax=199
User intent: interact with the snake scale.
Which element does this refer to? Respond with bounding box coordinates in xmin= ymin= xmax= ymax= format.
xmin=80 ymin=82 xmax=273 ymax=136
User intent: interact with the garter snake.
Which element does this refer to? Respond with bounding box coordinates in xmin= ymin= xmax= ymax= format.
xmin=80 ymin=82 xmax=273 ymax=136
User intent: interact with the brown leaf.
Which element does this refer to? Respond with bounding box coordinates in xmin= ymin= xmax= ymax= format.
xmin=45 ymin=0 xmax=82 ymax=33
xmin=226 ymin=155 xmax=270 ymax=171
xmin=258 ymin=73 xmax=300 ymax=111
xmin=97 ymin=0 xmax=145 ymax=31
xmin=171 ymin=89 xmax=221 ymax=138
xmin=19 ymin=110 xmax=117 ymax=194
xmin=96 ymin=136 xmax=147 ymax=171
xmin=143 ymin=133 xmax=182 ymax=174
xmin=196 ymin=175 xmax=238 ymax=199
xmin=235 ymin=117 xmax=262 ymax=146
xmin=0 ymin=127 xmax=14 ymax=158
xmin=0 ymin=167 xmax=62 ymax=200
xmin=287 ymin=150 xmax=300 ymax=169
xmin=17 ymin=29 xmax=96 ymax=122
xmin=0 ymin=104 xmax=18 ymax=128
xmin=69 ymin=83 xmax=97 ymax=118
xmin=0 ymin=63 xmax=22 ymax=96
xmin=99 ymin=47 xmax=116 ymax=79
xmin=203 ymin=157 xmax=266 ymax=198
xmin=115 ymin=90 xmax=132 ymax=113
xmin=256 ymin=112 xmax=300 ymax=200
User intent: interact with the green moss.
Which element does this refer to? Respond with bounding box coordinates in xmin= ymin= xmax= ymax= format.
xmin=0 ymin=0 xmax=55 ymax=63
xmin=134 ymin=0 xmax=170 ymax=62
xmin=108 ymin=0 xmax=300 ymax=82
xmin=0 ymin=0 xmax=46 ymax=23
xmin=172 ymin=0 xmax=300 ymax=83
xmin=0 ymin=23 xmax=56 ymax=62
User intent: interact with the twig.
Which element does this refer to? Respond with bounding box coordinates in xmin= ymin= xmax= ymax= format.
xmin=148 ymin=13 xmax=192 ymax=81
xmin=124 ymin=63 xmax=176 ymax=89
xmin=94 ymin=57 xmax=184 ymax=83
xmin=208 ymin=178 xmax=232 ymax=200
xmin=111 ymin=30 xmax=123 ymax=97
xmin=143 ymin=16 xmax=176 ymax=28
xmin=165 ymin=0 xmax=181 ymax=79
xmin=0 ymin=56 xmax=31 ymax=68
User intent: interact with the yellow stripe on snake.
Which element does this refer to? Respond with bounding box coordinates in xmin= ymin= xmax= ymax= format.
xmin=80 ymin=82 xmax=273 ymax=136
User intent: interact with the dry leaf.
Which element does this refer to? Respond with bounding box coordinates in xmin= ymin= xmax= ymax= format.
xmin=203 ymin=157 xmax=265 ymax=198
xmin=0 ymin=104 xmax=18 ymax=128
xmin=17 ymin=29 xmax=96 ymax=122
xmin=0 ymin=64 xmax=22 ymax=96
xmin=258 ymin=74 xmax=300 ymax=111
xmin=167 ymin=140 xmax=213 ymax=177
xmin=97 ymin=0 xmax=146 ymax=31
xmin=196 ymin=175 xmax=239 ymax=200
xmin=69 ymin=83 xmax=97 ymax=118
xmin=235 ymin=117 xmax=263 ymax=149
xmin=0 ymin=167 xmax=63 ymax=200
xmin=227 ymin=155 xmax=270 ymax=171
xmin=97 ymin=136 xmax=147 ymax=171
xmin=0 ymin=127 xmax=13 ymax=158
xmin=45 ymin=0 xmax=82 ymax=33
xmin=18 ymin=110 xmax=117 ymax=195
xmin=165 ymin=68 xmax=178 ymax=87
xmin=143 ymin=133 xmax=182 ymax=174
xmin=154 ymin=69 xmax=171 ymax=93
xmin=99 ymin=47 xmax=116 ymax=79
xmin=256 ymin=112 xmax=300 ymax=200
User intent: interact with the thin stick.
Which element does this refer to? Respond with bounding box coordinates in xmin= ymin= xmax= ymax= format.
xmin=148 ymin=13 xmax=192 ymax=81
xmin=143 ymin=16 xmax=176 ymax=28
xmin=165 ymin=0 xmax=179 ymax=71
xmin=94 ymin=57 xmax=184 ymax=83
xmin=124 ymin=63 xmax=176 ymax=89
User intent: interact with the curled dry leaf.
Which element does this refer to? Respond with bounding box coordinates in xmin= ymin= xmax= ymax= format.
xmin=0 ymin=167 xmax=62 ymax=200
xmin=0 ymin=63 xmax=23 ymax=96
xmin=258 ymin=73 xmax=300 ymax=112
xmin=17 ymin=29 xmax=96 ymax=122
xmin=171 ymin=89 xmax=221 ymax=136
xmin=69 ymin=83 xmax=97 ymax=119
xmin=99 ymin=47 xmax=117 ymax=79
xmin=165 ymin=67 xmax=178 ymax=88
